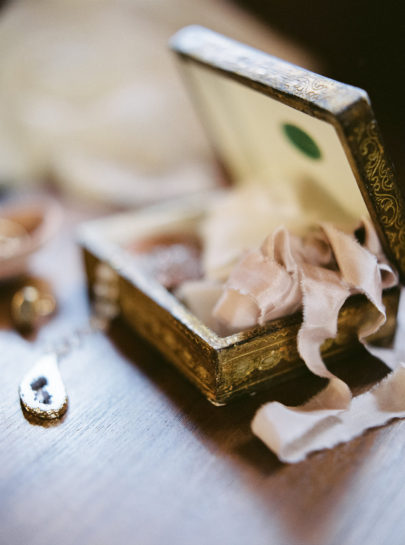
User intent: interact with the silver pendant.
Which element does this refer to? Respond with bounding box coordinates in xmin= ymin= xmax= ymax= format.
xmin=19 ymin=353 xmax=68 ymax=419
xmin=17 ymin=263 xmax=119 ymax=421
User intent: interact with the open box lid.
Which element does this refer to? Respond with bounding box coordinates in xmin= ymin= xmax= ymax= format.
xmin=170 ymin=25 xmax=405 ymax=283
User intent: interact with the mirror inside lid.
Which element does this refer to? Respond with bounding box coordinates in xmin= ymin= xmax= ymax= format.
xmin=170 ymin=25 xmax=405 ymax=281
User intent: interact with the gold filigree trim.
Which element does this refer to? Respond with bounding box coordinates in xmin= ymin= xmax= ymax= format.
xmin=352 ymin=120 xmax=405 ymax=274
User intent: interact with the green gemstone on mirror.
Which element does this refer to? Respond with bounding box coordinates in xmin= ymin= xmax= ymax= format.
xmin=282 ymin=123 xmax=322 ymax=160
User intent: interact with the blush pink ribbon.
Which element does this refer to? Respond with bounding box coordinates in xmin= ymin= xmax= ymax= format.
xmin=213 ymin=220 xmax=403 ymax=462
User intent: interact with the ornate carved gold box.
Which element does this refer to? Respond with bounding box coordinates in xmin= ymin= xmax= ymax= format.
xmin=78 ymin=26 xmax=405 ymax=405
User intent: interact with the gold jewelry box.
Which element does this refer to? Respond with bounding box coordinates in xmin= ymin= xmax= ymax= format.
xmin=78 ymin=26 xmax=405 ymax=405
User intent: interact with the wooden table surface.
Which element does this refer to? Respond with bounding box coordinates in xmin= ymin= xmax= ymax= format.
xmin=1 ymin=196 xmax=405 ymax=545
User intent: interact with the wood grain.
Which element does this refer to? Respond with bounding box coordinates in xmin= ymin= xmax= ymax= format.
xmin=1 ymin=197 xmax=404 ymax=545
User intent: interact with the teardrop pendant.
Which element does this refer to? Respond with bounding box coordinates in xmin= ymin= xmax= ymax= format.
xmin=19 ymin=353 xmax=68 ymax=419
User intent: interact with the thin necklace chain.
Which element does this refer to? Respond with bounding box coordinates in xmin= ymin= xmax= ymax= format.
xmin=44 ymin=262 xmax=120 ymax=361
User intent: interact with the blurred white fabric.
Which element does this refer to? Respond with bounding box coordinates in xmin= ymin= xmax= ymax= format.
xmin=0 ymin=0 xmax=317 ymax=205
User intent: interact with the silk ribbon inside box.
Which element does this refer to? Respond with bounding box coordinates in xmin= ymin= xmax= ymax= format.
xmin=78 ymin=26 xmax=405 ymax=405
